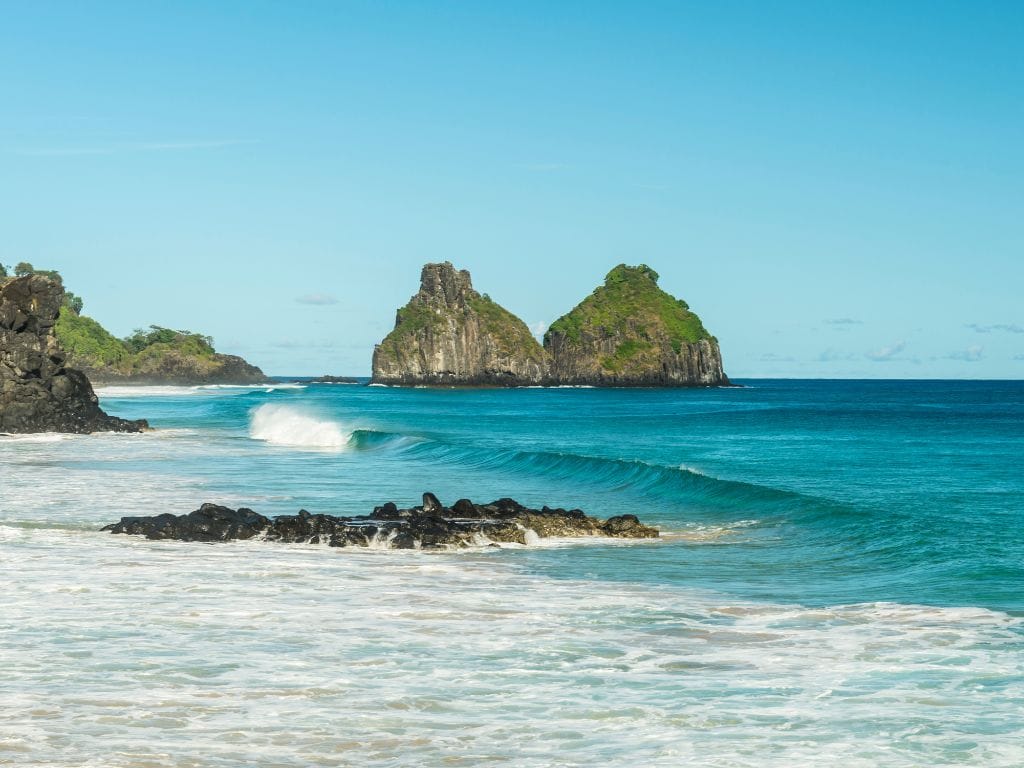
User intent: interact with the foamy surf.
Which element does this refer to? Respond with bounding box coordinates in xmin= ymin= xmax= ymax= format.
xmin=95 ymin=383 xmax=301 ymax=399
xmin=0 ymin=432 xmax=68 ymax=443
xmin=248 ymin=403 xmax=351 ymax=449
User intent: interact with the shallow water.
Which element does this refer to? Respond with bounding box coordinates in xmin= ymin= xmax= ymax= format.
xmin=2 ymin=380 xmax=1022 ymax=766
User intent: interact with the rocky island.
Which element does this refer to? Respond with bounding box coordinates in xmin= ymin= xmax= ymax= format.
xmin=103 ymin=492 xmax=659 ymax=549
xmin=372 ymin=262 xmax=548 ymax=386
xmin=0 ymin=274 xmax=147 ymax=433
xmin=372 ymin=261 xmax=729 ymax=387
xmin=544 ymin=264 xmax=729 ymax=386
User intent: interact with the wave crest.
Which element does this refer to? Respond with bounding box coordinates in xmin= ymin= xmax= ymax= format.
xmin=249 ymin=404 xmax=351 ymax=449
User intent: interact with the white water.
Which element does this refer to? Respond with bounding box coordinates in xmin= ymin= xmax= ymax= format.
xmin=94 ymin=384 xmax=307 ymax=398
xmin=248 ymin=404 xmax=351 ymax=449
xmin=1 ymin=526 xmax=1021 ymax=767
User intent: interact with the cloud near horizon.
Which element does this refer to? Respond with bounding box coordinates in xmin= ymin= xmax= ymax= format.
xmin=818 ymin=348 xmax=857 ymax=362
xmin=295 ymin=293 xmax=339 ymax=306
xmin=946 ymin=345 xmax=984 ymax=362
xmin=824 ymin=318 xmax=862 ymax=326
xmin=865 ymin=341 xmax=906 ymax=362
xmin=965 ymin=323 xmax=1024 ymax=334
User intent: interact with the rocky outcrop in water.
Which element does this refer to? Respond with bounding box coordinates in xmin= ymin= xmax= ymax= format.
xmin=0 ymin=275 xmax=147 ymax=433
xmin=102 ymin=493 xmax=659 ymax=548
xmin=371 ymin=261 xmax=729 ymax=388
xmin=544 ymin=265 xmax=729 ymax=387
xmin=307 ymin=375 xmax=359 ymax=384
xmin=371 ymin=262 xmax=548 ymax=386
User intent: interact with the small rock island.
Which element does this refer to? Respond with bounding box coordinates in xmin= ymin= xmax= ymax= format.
xmin=0 ymin=274 xmax=147 ymax=433
xmin=545 ymin=264 xmax=728 ymax=386
xmin=372 ymin=262 xmax=548 ymax=386
xmin=103 ymin=492 xmax=659 ymax=549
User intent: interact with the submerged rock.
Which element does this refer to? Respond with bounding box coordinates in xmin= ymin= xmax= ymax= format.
xmin=0 ymin=275 xmax=147 ymax=433
xmin=371 ymin=262 xmax=548 ymax=386
xmin=102 ymin=492 xmax=660 ymax=549
xmin=306 ymin=375 xmax=359 ymax=384
xmin=544 ymin=264 xmax=729 ymax=387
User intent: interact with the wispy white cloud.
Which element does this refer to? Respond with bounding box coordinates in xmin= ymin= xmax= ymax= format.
xmin=11 ymin=139 xmax=258 ymax=157
xmin=760 ymin=352 xmax=795 ymax=362
xmin=295 ymin=293 xmax=339 ymax=306
xmin=865 ymin=341 xmax=906 ymax=362
xmin=946 ymin=345 xmax=984 ymax=362
xmin=965 ymin=323 xmax=1024 ymax=334
xmin=819 ymin=348 xmax=856 ymax=362
xmin=824 ymin=318 xmax=862 ymax=327
xmin=528 ymin=321 xmax=548 ymax=339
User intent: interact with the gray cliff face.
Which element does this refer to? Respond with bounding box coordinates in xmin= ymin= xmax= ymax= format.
xmin=371 ymin=262 xmax=548 ymax=386
xmin=0 ymin=275 xmax=147 ymax=433
xmin=545 ymin=331 xmax=727 ymax=387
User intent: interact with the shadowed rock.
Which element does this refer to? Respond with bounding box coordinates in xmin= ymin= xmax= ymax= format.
xmin=1 ymin=274 xmax=147 ymax=433
xmin=103 ymin=492 xmax=660 ymax=549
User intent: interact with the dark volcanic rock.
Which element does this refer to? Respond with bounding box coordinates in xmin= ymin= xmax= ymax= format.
xmin=306 ymin=375 xmax=359 ymax=384
xmin=105 ymin=503 xmax=270 ymax=541
xmin=0 ymin=275 xmax=147 ymax=434
xmin=103 ymin=492 xmax=660 ymax=549
xmin=84 ymin=352 xmax=266 ymax=387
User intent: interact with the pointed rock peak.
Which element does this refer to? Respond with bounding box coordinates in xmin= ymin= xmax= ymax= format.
xmin=418 ymin=262 xmax=477 ymax=306
xmin=605 ymin=264 xmax=660 ymax=287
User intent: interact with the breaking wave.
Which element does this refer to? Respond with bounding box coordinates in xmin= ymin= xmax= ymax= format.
xmin=249 ymin=404 xmax=352 ymax=449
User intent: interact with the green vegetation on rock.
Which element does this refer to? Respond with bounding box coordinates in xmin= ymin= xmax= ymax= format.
xmin=466 ymin=294 xmax=543 ymax=358
xmin=546 ymin=264 xmax=712 ymax=359
xmin=54 ymin=305 xmax=131 ymax=369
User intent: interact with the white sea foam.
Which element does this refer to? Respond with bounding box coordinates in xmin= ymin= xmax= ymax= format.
xmin=248 ymin=403 xmax=351 ymax=449
xmin=0 ymin=432 xmax=68 ymax=443
xmin=0 ymin=528 xmax=1021 ymax=767
xmin=95 ymin=383 xmax=304 ymax=399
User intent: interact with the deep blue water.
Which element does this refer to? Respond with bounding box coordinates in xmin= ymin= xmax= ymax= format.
xmin=103 ymin=379 xmax=1024 ymax=611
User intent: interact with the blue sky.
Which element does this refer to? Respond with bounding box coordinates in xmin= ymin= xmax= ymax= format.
xmin=2 ymin=1 xmax=1021 ymax=377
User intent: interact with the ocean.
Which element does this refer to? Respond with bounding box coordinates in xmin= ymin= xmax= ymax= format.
xmin=1 ymin=379 xmax=1022 ymax=766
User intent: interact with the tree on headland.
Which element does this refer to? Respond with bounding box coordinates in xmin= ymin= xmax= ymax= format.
xmin=10 ymin=262 xmax=64 ymax=285
xmin=125 ymin=325 xmax=215 ymax=354
xmin=64 ymin=292 xmax=84 ymax=315
xmin=0 ymin=263 xmax=8 ymax=278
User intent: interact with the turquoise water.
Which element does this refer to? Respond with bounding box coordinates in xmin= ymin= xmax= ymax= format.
xmin=2 ymin=380 xmax=1022 ymax=766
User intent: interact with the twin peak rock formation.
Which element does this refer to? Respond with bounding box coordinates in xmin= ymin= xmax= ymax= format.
xmin=372 ymin=262 xmax=728 ymax=387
